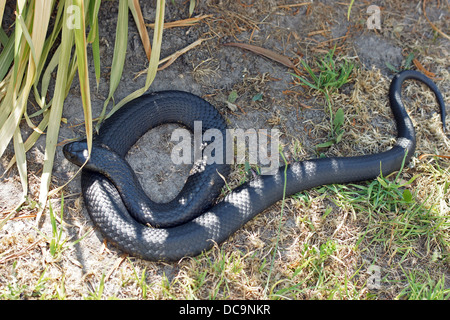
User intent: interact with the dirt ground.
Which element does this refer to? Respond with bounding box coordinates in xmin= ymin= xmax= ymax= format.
xmin=0 ymin=0 xmax=449 ymax=300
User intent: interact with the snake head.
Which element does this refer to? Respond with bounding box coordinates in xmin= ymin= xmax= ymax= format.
xmin=63 ymin=140 xmax=90 ymax=167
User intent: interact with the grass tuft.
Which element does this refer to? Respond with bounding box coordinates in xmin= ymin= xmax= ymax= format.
xmin=291 ymin=46 xmax=354 ymax=149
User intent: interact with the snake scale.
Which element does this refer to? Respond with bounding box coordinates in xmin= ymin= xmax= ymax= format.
xmin=63 ymin=70 xmax=446 ymax=261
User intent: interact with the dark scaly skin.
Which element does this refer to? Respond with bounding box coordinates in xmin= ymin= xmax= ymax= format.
xmin=64 ymin=91 xmax=230 ymax=228
xmin=63 ymin=71 xmax=446 ymax=261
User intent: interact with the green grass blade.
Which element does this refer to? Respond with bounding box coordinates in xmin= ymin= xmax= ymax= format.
xmin=16 ymin=13 xmax=37 ymax=72
xmin=0 ymin=93 xmax=26 ymax=159
xmin=91 ymin=29 xmax=100 ymax=88
xmin=1 ymin=0 xmax=51 ymax=158
xmin=72 ymin=0 xmax=92 ymax=151
xmin=0 ymin=27 xmax=8 ymax=45
xmin=0 ymin=29 xmax=14 ymax=81
xmin=97 ymin=0 xmax=129 ymax=124
xmin=104 ymin=0 xmax=165 ymax=120
xmin=347 ymin=0 xmax=355 ymax=20
xmin=38 ymin=1 xmax=74 ymax=208
xmin=11 ymin=0 xmax=52 ymax=207
xmin=41 ymin=0 xmax=94 ymax=202
xmin=2 ymin=111 xmax=50 ymax=175
xmin=87 ymin=0 xmax=101 ymax=87
xmin=13 ymin=126 xmax=27 ymax=200
xmin=37 ymin=45 xmax=61 ymax=108
xmin=0 ymin=71 xmax=19 ymax=130
xmin=33 ymin=1 xmax=64 ymax=105
xmin=0 ymin=1 xmax=29 ymax=158
xmin=189 ymin=0 xmax=196 ymax=17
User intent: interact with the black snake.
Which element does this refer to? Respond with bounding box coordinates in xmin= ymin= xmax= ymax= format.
xmin=63 ymin=70 xmax=446 ymax=261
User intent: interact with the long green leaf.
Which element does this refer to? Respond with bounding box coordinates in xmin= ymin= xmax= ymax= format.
xmin=72 ymin=0 xmax=92 ymax=152
xmin=2 ymin=111 xmax=50 ymax=175
xmin=33 ymin=0 xmax=65 ymax=106
xmin=347 ymin=0 xmax=355 ymax=20
xmin=0 ymin=0 xmax=52 ymax=212
xmin=38 ymin=0 xmax=76 ymax=208
xmin=189 ymin=0 xmax=196 ymax=17
xmin=91 ymin=28 xmax=100 ymax=87
xmin=87 ymin=0 xmax=101 ymax=87
xmin=37 ymin=45 xmax=61 ymax=109
xmin=0 ymin=1 xmax=29 ymax=158
xmin=97 ymin=0 xmax=129 ymax=126
xmin=4 ymin=53 xmax=77 ymax=176
xmin=104 ymin=0 xmax=165 ymax=119
xmin=0 ymin=92 xmax=26 ymax=159
xmin=13 ymin=126 xmax=27 ymax=200
xmin=17 ymin=13 xmax=37 ymax=70
xmin=0 ymin=29 xmax=14 ymax=81
xmin=0 ymin=27 xmax=8 ymax=45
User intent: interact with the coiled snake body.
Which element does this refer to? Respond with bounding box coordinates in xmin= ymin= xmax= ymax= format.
xmin=63 ymin=71 xmax=446 ymax=261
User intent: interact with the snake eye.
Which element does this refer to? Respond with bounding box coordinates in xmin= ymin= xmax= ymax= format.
xmin=62 ymin=143 xmax=75 ymax=160
xmin=63 ymin=141 xmax=89 ymax=166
